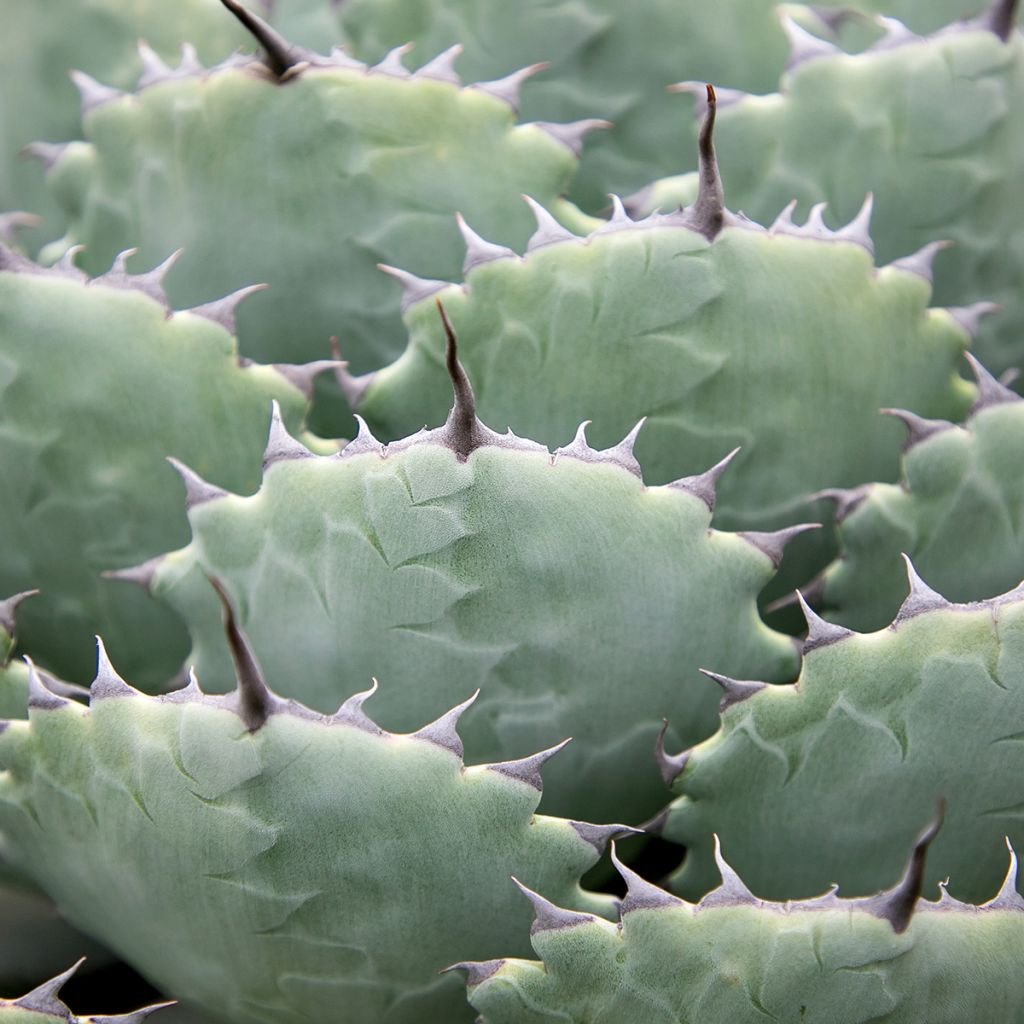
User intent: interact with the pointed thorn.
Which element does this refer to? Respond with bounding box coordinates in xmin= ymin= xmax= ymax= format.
xmin=834 ymin=193 xmax=874 ymax=253
xmin=208 ymin=575 xmax=277 ymax=731
xmin=813 ymin=485 xmax=871 ymax=523
xmin=21 ymin=141 xmax=70 ymax=171
xmin=436 ymin=299 xmax=488 ymax=459
xmin=604 ymin=194 xmax=633 ymax=229
xmin=889 ymin=240 xmax=952 ymax=284
xmin=488 ymin=738 xmax=571 ymax=791
xmin=947 ymin=302 xmax=1000 ymax=339
xmin=272 ymin=358 xmax=345 ymax=400
xmin=569 ymin=821 xmax=642 ymax=854
xmin=70 ymin=70 xmax=125 ymax=113
xmin=771 ymin=199 xmax=799 ymax=232
xmin=553 ymin=421 xmax=594 ymax=461
xmin=264 ymin=400 xmax=313 ymax=467
xmin=472 ymin=62 xmax=548 ymax=111
xmin=455 ymin=212 xmax=517 ymax=274
xmin=341 ymin=415 xmax=385 ymax=458
xmin=667 ymin=80 xmax=746 ymax=115
xmin=166 ymin=457 xmax=229 ymax=509
xmin=605 ymin=418 xmax=645 ymax=477
xmin=372 ymin=43 xmax=413 ymax=77
xmin=640 ymin=807 xmax=671 ymax=836
xmin=327 ymin=45 xmax=367 ymax=72
xmin=881 ymin=408 xmax=955 ymax=451
xmin=218 ymin=0 xmax=305 ymax=78
xmin=699 ymin=834 xmax=759 ymax=907
xmin=655 ymin=720 xmax=690 ymax=787
xmin=90 ymin=636 xmax=140 ymax=699
xmin=441 ymin=961 xmax=504 ymax=987
xmin=15 ymin=959 xmax=86 ymax=1015
xmin=512 ymin=876 xmax=596 ymax=932
xmin=57 ymin=245 xmax=87 ymax=277
xmin=412 ymin=690 xmax=479 ymax=757
xmin=332 ymin=679 xmax=382 ymax=734
xmin=987 ymin=0 xmax=1020 ymax=41
xmin=965 ymin=351 xmax=1021 ymax=412
xmin=137 ymin=40 xmax=173 ymax=87
xmin=0 ymin=589 xmax=39 ymax=638
xmin=531 ymin=119 xmax=611 ymax=157
xmin=692 ymin=84 xmax=725 ymax=241
xmin=864 ymin=800 xmax=944 ymax=932
xmin=90 ymin=1002 xmax=179 ymax=1024
xmin=699 ymin=668 xmax=767 ymax=712
xmin=610 ymin=841 xmax=681 ymax=912
xmin=797 ymin=591 xmax=855 ymax=652
xmin=871 ymin=14 xmax=921 ymax=48
xmin=188 ymin=283 xmax=268 ymax=334
xmin=25 ymin=657 xmax=70 ymax=711
xmin=739 ymin=523 xmax=820 ymax=569
xmin=984 ymin=837 xmax=1024 ymax=909
xmin=778 ymin=11 xmax=842 ymax=70
xmin=331 ymin=338 xmax=377 ymax=409
xmin=666 ymin=447 xmax=740 ymax=512
xmin=102 ymin=555 xmax=165 ymax=593
xmin=894 ymin=554 xmax=950 ymax=623
xmin=414 ymin=44 xmax=463 ymax=85
xmin=377 ymin=263 xmax=448 ymax=313
xmin=522 ymin=194 xmax=579 ymax=251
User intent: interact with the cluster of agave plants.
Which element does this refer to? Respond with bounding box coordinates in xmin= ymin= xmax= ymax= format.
xmin=3 ymin=0 xmax=1024 ymax=1019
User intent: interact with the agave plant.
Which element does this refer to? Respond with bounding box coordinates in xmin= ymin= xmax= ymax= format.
xmin=1 ymin=0 xmax=1022 ymax=1019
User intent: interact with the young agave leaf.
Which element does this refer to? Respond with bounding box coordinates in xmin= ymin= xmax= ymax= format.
xmin=817 ymin=354 xmax=1024 ymax=631
xmin=0 ymin=960 xmax=173 ymax=1023
xmin=0 ymin=0 xmax=249 ymax=255
xmin=125 ymin=310 xmax=799 ymax=823
xmin=459 ymin=828 xmax=1024 ymax=1024
xmin=658 ymin=561 xmax=1024 ymax=905
xmin=37 ymin=1 xmax=596 ymax=394
xmin=352 ymin=93 xmax=973 ymax=593
xmin=634 ymin=1 xmax=1024 ymax=380
xmin=0 ymin=602 xmax=624 ymax=1024
xmin=0 ymin=244 xmax=324 ymax=687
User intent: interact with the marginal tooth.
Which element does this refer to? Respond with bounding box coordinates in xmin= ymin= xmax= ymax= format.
xmin=611 ymin=841 xmax=682 ymax=913
xmin=102 ymin=555 xmax=165 ymax=593
xmin=604 ymin=194 xmax=634 ymax=230
xmin=455 ymin=212 xmax=517 ymax=274
xmin=778 ymin=11 xmax=842 ymax=71
xmin=771 ymin=199 xmax=799 ymax=232
xmin=987 ymin=0 xmax=1021 ymax=42
xmin=881 ymin=407 xmax=955 ymax=451
xmin=372 ymin=43 xmax=413 ymax=77
xmin=530 ymin=118 xmax=611 ymax=157
xmin=90 ymin=1001 xmax=179 ymax=1024
xmin=640 ymin=807 xmax=671 ymax=836
xmin=271 ymin=358 xmax=345 ymax=400
xmin=522 ymin=195 xmax=579 ymax=251
xmin=377 ymin=263 xmax=448 ymax=313
xmin=217 ymin=0 xmax=307 ymax=79
xmin=487 ymin=738 xmax=571 ymax=791
xmin=667 ymin=80 xmax=747 ymax=116
xmin=698 ymin=834 xmax=759 ymax=907
xmin=177 ymin=42 xmax=203 ymax=76
xmin=187 ymin=283 xmax=268 ymax=334
xmin=813 ymin=485 xmax=871 ymax=523
xmin=137 ymin=40 xmax=173 ymax=87
xmin=331 ymin=338 xmax=377 ymax=409
xmin=655 ymin=719 xmax=690 ymax=787
xmin=91 ymin=636 xmax=141 ymax=699
xmin=569 ymin=821 xmax=642 ymax=854
xmin=983 ymin=837 xmax=1024 ymax=910
xmin=105 ymin=248 xmax=138 ymax=278
xmin=340 ymin=415 xmax=385 ymax=458
xmin=0 ymin=243 xmax=38 ymax=275
xmin=604 ymin=418 xmax=645 ymax=477
xmin=472 ymin=62 xmax=547 ymax=111
xmin=25 ymin=657 xmax=71 ymax=710
xmin=691 ymin=83 xmax=725 ymax=241
xmin=414 ymin=44 xmax=463 ymax=85
xmin=805 ymin=202 xmax=830 ymax=237
xmin=553 ymin=421 xmax=595 ymax=462
xmin=872 ymin=14 xmax=921 ymax=49
xmin=166 ymin=457 xmax=230 ymax=509
xmin=797 ymin=591 xmax=856 ymax=652
xmin=931 ymin=878 xmax=971 ymax=910
xmin=699 ymin=669 xmax=767 ymax=712
xmin=512 ymin=877 xmax=597 ymax=933
xmin=411 ymin=690 xmax=479 ymax=757
xmin=888 ymin=240 xmax=953 ymax=284
xmin=894 ymin=554 xmax=950 ymax=623
xmin=947 ymin=302 xmax=1001 ymax=338
xmin=965 ymin=351 xmax=1021 ymax=411
xmin=833 ymin=193 xmax=874 ymax=253
xmin=331 ymin=679 xmax=382 ymax=733
xmin=15 ymin=959 xmax=85 ymax=1015
xmin=70 ymin=70 xmax=125 ymax=114
xmin=208 ymin=575 xmax=279 ymax=730
xmin=327 ymin=45 xmax=367 ymax=72
xmin=0 ymin=589 xmax=39 ymax=638
xmin=666 ymin=447 xmax=740 ymax=512
xmin=862 ymin=801 xmax=944 ymax=933
xmin=441 ymin=961 xmax=505 ymax=988
xmin=263 ymin=400 xmax=313 ymax=467
xmin=739 ymin=523 xmax=820 ymax=569
xmin=57 ymin=245 xmax=87 ymax=278
xmin=21 ymin=141 xmax=70 ymax=170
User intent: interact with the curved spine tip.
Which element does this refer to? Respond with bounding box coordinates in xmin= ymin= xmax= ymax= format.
xmin=738 ymin=523 xmax=820 ymax=568
xmin=15 ymin=958 xmax=86 ymax=1015
xmin=436 ymin=298 xmax=487 ymax=458
xmin=0 ymin=588 xmax=39 ymax=637
xmin=472 ymin=62 xmax=548 ymax=111
xmin=414 ymin=44 xmax=463 ymax=85
xmin=797 ymin=590 xmax=856 ymax=652
xmin=610 ymin=840 xmax=681 ymax=913
xmin=217 ymin=0 xmax=304 ymax=78
xmin=835 ymin=193 xmax=874 ymax=253
xmin=692 ymin=84 xmax=725 ymax=241
xmin=455 ymin=212 xmax=517 ymax=273
xmin=512 ymin=876 xmax=596 ymax=932
xmin=24 ymin=657 xmax=71 ymax=711
xmin=699 ymin=833 xmax=758 ymax=906
xmin=569 ymin=820 xmax=642 ymax=853
xmin=263 ymin=399 xmax=313 ymax=467
xmin=895 ymin=554 xmax=950 ymax=622
xmin=666 ymin=447 xmax=740 ymax=512
xmin=880 ymin=407 xmax=955 ymax=451
xmin=412 ymin=689 xmax=479 ymax=757
xmin=166 ymin=457 xmax=230 ymax=509
xmin=521 ymin=194 xmax=579 ymax=250
xmin=341 ymin=414 xmax=385 ymax=458
xmin=605 ymin=193 xmax=633 ymax=228
xmin=441 ymin=960 xmax=504 ymax=987
xmin=333 ymin=679 xmax=382 ymax=734
xmin=372 ymin=43 xmax=414 ymax=77
xmin=488 ymin=738 xmax=571 ymax=791
xmin=984 ymin=837 xmax=1024 ymax=909
xmin=699 ymin=668 xmax=767 ymax=712
xmin=92 ymin=636 xmax=139 ymax=699
xmin=187 ymin=283 xmax=267 ymax=334
xmin=655 ymin=719 xmax=690 ymax=787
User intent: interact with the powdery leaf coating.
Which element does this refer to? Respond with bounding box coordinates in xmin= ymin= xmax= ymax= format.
xmin=0 ymin=247 xmax=314 ymax=687
xmin=142 ymin=385 xmax=798 ymax=824
xmin=819 ymin=360 xmax=1024 ymax=630
xmin=635 ymin=10 xmax=1024 ymax=380
xmin=0 ymin=655 xmax=620 ymax=1024
xmin=39 ymin=37 xmax=590 ymax=390
xmin=660 ymin=566 xmax=1024 ymax=905
xmin=461 ymin=838 xmax=1024 ymax=1024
